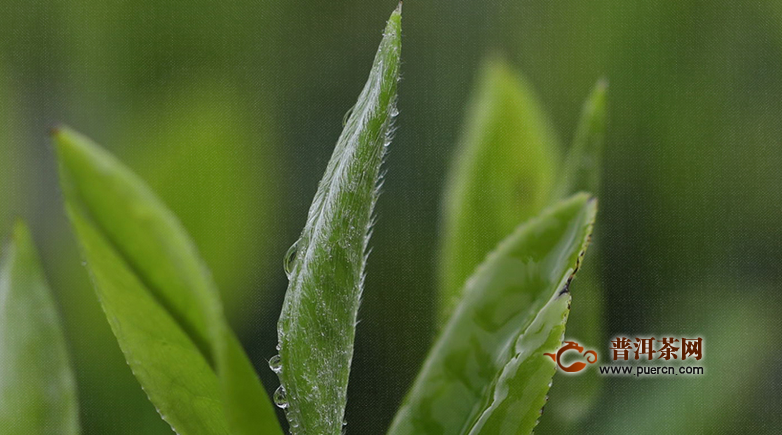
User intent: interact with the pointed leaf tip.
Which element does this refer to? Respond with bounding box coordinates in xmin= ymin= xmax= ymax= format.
xmin=437 ymin=57 xmax=561 ymax=323
xmin=390 ymin=194 xmax=597 ymax=435
xmin=276 ymin=10 xmax=402 ymax=435
xmin=550 ymin=79 xmax=608 ymax=201
xmin=54 ymin=127 xmax=283 ymax=435
xmin=11 ymin=218 xmax=29 ymax=241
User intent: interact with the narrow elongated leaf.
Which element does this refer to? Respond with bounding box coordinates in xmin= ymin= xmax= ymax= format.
xmin=388 ymin=194 xmax=596 ymax=435
xmin=0 ymin=221 xmax=80 ymax=434
xmin=54 ymin=128 xmax=282 ymax=435
xmin=550 ymin=79 xmax=608 ymax=201
xmin=437 ymin=58 xmax=561 ymax=323
xmin=275 ymin=6 xmax=401 ymax=435
xmin=536 ymin=79 xmax=608 ymax=434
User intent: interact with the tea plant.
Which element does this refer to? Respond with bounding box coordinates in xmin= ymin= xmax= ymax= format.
xmin=0 ymin=5 xmax=606 ymax=435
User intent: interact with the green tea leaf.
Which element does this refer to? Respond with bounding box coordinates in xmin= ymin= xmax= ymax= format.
xmin=120 ymin=82 xmax=281 ymax=329
xmin=536 ymin=79 xmax=608 ymax=434
xmin=550 ymin=79 xmax=608 ymax=201
xmin=437 ymin=58 xmax=561 ymax=323
xmin=388 ymin=194 xmax=596 ymax=435
xmin=53 ymin=128 xmax=282 ymax=435
xmin=533 ymin=264 xmax=604 ymax=434
xmin=0 ymin=221 xmax=80 ymax=434
xmin=275 ymin=6 xmax=401 ymax=435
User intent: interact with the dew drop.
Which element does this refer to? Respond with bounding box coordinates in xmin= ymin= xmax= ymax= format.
xmin=273 ymin=385 xmax=288 ymax=409
xmin=284 ymin=240 xmax=299 ymax=278
xmin=268 ymin=354 xmax=282 ymax=374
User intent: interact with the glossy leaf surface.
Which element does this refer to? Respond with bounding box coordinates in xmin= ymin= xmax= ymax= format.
xmin=0 ymin=221 xmax=80 ymax=434
xmin=275 ymin=6 xmax=402 ymax=435
xmin=54 ymin=128 xmax=282 ymax=435
xmin=389 ymin=194 xmax=596 ymax=435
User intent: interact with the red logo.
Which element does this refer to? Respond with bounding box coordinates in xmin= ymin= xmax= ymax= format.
xmin=544 ymin=341 xmax=597 ymax=373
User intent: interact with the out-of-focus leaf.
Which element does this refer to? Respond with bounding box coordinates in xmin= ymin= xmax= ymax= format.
xmin=437 ymin=58 xmax=561 ymax=323
xmin=275 ymin=6 xmax=402 ymax=435
xmin=53 ymin=128 xmax=282 ymax=435
xmin=121 ymin=82 xmax=279 ymax=329
xmin=389 ymin=194 xmax=597 ymax=435
xmin=0 ymin=221 xmax=80 ymax=434
xmin=593 ymin=284 xmax=780 ymax=434
xmin=536 ymin=79 xmax=608 ymax=433
xmin=0 ymin=66 xmax=22 ymax=230
xmin=550 ymin=79 xmax=608 ymax=202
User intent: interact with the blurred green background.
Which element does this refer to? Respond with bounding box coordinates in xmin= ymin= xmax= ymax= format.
xmin=1 ymin=0 xmax=781 ymax=433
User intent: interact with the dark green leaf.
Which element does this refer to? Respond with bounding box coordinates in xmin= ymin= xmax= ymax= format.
xmin=54 ymin=128 xmax=282 ymax=435
xmin=0 ymin=221 xmax=80 ymax=434
xmin=437 ymin=58 xmax=561 ymax=323
xmin=275 ymin=6 xmax=402 ymax=435
xmin=388 ymin=194 xmax=596 ymax=435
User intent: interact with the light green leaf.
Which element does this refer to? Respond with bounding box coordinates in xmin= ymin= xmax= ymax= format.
xmin=536 ymin=79 xmax=608 ymax=434
xmin=53 ymin=128 xmax=282 ymax=435
xmin=120 ymin=81 xmax=280 ymax=329
xmin=551 ymin=79 xmax=608 ymax=201
xmin=0 ymin=221 xmax=80 ymax=434
xmin=437 ymin=58 xmax=561 ymax=323
xmin=388 ymin=194 xmax=596 ymax=435
xmin=275 ymin=6 xmax=402 ymax=435
xmin=533 ymin=264 xmax=604 ymax=433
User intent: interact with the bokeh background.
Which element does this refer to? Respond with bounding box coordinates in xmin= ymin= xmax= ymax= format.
xmin=1 ymin=1 xmax=781 ymax=433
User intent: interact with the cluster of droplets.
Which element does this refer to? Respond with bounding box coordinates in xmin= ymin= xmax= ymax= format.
xmin=275 ymin=241 xmax=306 ymax=434
xmin=270 ymin=349 xmax=303 ymax=434
xmin=269 ymin=352 xmax=286 ymax=409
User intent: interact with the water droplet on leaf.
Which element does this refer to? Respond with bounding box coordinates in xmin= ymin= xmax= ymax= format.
xmin=284 ymin=240 xmax=299 ymax=278
xmin=274 ymin=385 xmax=288 ymax=409
xmin=269 ymin=354 xmax=282 ymax=374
